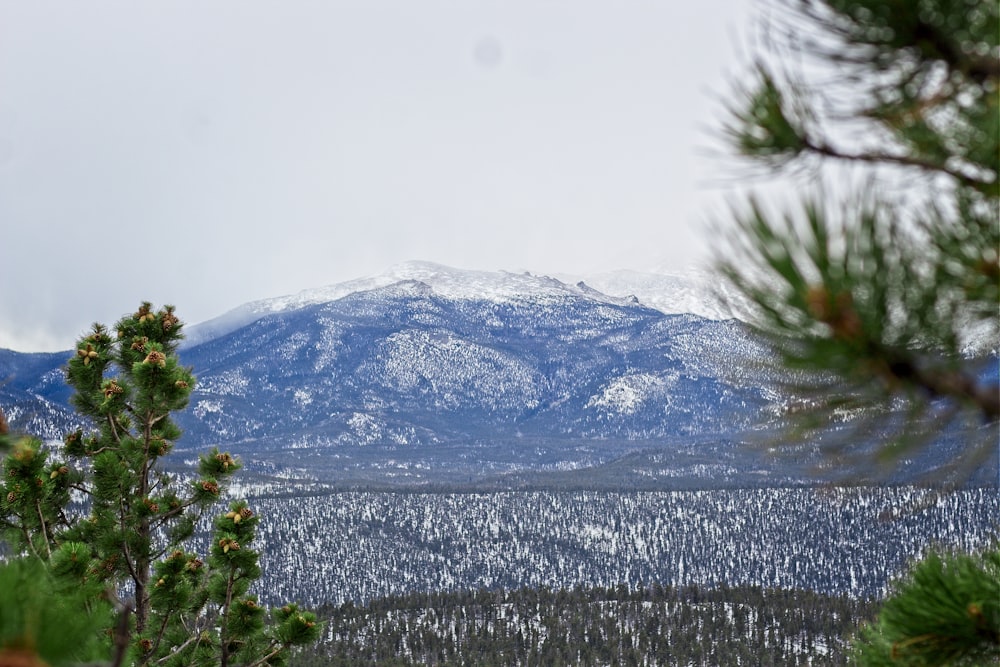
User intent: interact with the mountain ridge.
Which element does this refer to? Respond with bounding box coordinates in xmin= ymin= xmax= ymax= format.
xmin=183 ymin=261 xmax=733 ymax=347
xmin=1 ymin=262 xmax=994 ymax=488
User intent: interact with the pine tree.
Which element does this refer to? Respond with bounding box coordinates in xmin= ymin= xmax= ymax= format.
xmin=0 ymin=304 xmax=320 ymax=666
xmin=716 ymin=1 xmax=998 ymax=664
xmin=717 ymin=0 xmax=998 ymax=479
xmin=851 ymin=548 xmax=1000 ymax=665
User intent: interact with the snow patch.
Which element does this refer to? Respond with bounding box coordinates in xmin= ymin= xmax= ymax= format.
xmin=196 ymin=369 xmax=249 ymax=396
xmin=585 ymin=373 xmax=669 ymax=415
xmin=193 ymin=400 xmax=223 ymax=418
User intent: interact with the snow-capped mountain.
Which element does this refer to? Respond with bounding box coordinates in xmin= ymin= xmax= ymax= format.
xmin=0 ymin=263 xmax=776 ymax=475
xmin=2 ymin=262 xmax=990 ymax=487
xmin=183 ymin=261 xmax=733 ymax=347
xmin=172 ymin=264 xmax=769 ymax=450
xmin=555 ymin=267 xmax=741 ymax=321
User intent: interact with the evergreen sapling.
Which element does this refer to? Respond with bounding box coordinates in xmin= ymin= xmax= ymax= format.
xmin=0 ymin=304 xmax=320 ymax=666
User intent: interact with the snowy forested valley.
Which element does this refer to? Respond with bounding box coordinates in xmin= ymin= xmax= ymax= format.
xmin=305 ymin=584 xmax=879 ymax=666
xmin=245 ymin=487 xmax=996 ymax=607
xmin=236 ymin=485 xmax=996 ymax=666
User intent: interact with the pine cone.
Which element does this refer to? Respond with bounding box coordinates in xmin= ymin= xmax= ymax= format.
xmin=143 ymin=350 xmax=167 ymax=367
xmin=76 ymin=344 xmax=99 ymax=366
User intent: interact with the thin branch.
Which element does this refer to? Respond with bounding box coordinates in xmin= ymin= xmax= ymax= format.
xmin=85 ymin=446 xmax=117 ymax=456
xmin=19 ymin=525 xmax=42 ymax=562
xmin=110 ymin=604 xmax=133 ymax=667
xmin=119 ymin=494 xmax=140 ymax=585
xmin=220 ymin=567 xmax=237 ymax=667
xmin=106 ymin=413 xmax=123 ymax=446
xmin=243 ymin=642 xmax=285 ymax=667
xmin=152 ymin=497 xmax=199 ymax=530
xmin=804 ymin=139 xmax=993 ymax=190
xmin=909 ymin=364 xmax=1000 ymax=421
xmin=34 ymin=499 xmax=52 ymax=560
xmin=154 ymin=629 xmax=208 ymax=665
xmin=150 ymin=609 xmax=174 ymax=662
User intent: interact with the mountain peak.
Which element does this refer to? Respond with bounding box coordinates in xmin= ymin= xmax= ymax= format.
xmin=184 ymin=262 xmax=729 ymax=347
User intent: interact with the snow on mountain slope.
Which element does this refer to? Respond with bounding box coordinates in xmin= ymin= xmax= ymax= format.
xmin=185 ymin=261 xmax=730 ymax=347
xmin=563 ymin=268 xmax=743 ymax=321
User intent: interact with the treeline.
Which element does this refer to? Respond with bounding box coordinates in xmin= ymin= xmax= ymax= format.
xmin=293 ymin=583 xmax=877 ymax=666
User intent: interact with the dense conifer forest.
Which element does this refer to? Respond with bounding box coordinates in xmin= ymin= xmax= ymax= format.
xmin=293 ymin=583 xmax=878 ymax=666
xmin=248 ymin=487 xmax=997 ymax=606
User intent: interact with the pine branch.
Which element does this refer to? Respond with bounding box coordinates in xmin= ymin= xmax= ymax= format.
xmin=852 ymin=547 xmax=1000 ymax=665
xmin=803 ymin=138 xmax=993 ymax=192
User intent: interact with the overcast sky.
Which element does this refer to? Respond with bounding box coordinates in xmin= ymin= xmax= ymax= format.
xmin=1 ymin=0 xmax=757 ymax=352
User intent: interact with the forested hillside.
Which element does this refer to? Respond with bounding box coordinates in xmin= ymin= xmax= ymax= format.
xmin=248 ymin=487 xmax=997 ymax=606
xmin=295 ymin=584 xmax=877 ymax=666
